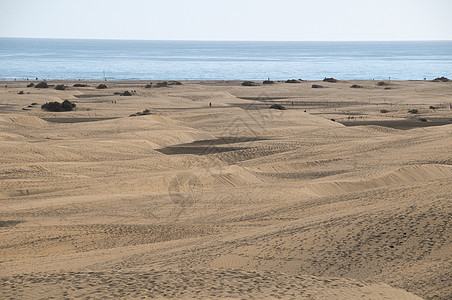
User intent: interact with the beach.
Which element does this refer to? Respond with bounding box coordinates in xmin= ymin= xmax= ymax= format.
xmin=0 ymin=79 xmax=451 ymax=299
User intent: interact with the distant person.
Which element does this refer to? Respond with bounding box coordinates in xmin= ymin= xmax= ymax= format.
xmin=209 ymin=102 xmax=212 ymax=107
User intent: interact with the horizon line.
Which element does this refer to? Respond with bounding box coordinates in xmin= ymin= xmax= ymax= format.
xmin=1 ymin=36 xmax=452 ymax=43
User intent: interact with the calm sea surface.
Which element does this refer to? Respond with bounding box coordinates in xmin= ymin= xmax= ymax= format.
xmin=0 ymin=38 xmax=451 ymax=81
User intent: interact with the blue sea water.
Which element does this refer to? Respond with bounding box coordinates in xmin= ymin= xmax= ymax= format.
xmin=0 ymin=38 xmax=451 ymax=81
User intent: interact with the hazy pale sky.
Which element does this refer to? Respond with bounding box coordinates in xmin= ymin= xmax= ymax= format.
xmin=1 ymin=0 xmax=451 ymax=41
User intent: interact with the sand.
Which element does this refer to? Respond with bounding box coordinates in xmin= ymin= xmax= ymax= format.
xmin=0 ymin=79 xmax=451 ymax=299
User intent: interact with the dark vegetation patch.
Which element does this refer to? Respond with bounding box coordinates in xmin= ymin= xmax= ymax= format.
xmin=41 ymin=100 xmax=76 ymax=112
xmin=0 ymin=220 xmax=23 ymax=228
xmin=17 ymin=90 xmax=24 ymax=94
xmin=242 ymin=81 xmax=259 ymax=86
xmin=130 ymin=109 xmax=151 ymax=116
xmin=408 ymin=109 xmax=418 ymax=114
xmin=263 ymin=80 xmax=275 ymax=84
xmin=350 ymin=84 xmax=363 ymax=88
xmin=35 ymin=82 xmax=49 ymax=88
xmin=433 ymin=76 xmax=449 ymax=82
xmin=27 ymin=83 xmax=35 ymax=87
xmin=73 ymin=83 xmax=89 ymax=87
xmin=155 ymin=82 xmax=168 ymax=88
xmin=55 ymin=84 xmax=67 ymax=90
xmin=323 ymin=78 xmax=337 ymax=83
xmin=380 ymin=109 xmax=389 ymax=113
xmin=286 ymin=79 xmax=302 ymax=83
xmin=312 ymin=84 xmax=324 ymax=88
xmin=97 ymin=84 xmax=108 ymax=89
xmin=120 ymin=90 xmax=132 ymax=96
xmin=377 ymin=81 xmax=389 ymax=86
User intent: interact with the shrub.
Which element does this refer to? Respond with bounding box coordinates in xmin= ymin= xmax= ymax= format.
xmin=350 ymin=84 xmax=363 ymax=88
xmin=269 ymin=104 xmax=286 ymax=110
xmin=73 ymin=83 xmax=88 ymax=87
xmin=408 ymin=109 xmax=418 ymax=114
xmin=31 ymin=102 xmax=39 ymax=105
xmin=380 ymin=109 xmax=389 ymax=113
xmin=168 ymin=81 xmax=182 ymax=85
xmin=120 ymin=90 xmax=132 ymax=96
xmin=155 ymin=81 xmax=168 ymax=88
xmin=377 ymin=81 xmax=389 ymax=86
xmin=312 ymin=84 xmax=324 ymax=88
xmin=18 ymin=90 xmax=24 ymax=94
xmin=419 ymin=118 xmax=428 ymax=122
xmin=145 ymin=83 xmax=153 ymax=88
xmin=27 ymin=83 xmax=35 ymax=87
xmin=263 ymin=80 xmax=274 ymax=84
xmin=130 ymin=109 xmax=151 ymax=116
xmin=433 ymin=76 xmax=449 ymax=82
xmin=323 ymin=77 xmax=337 ymax=83
xmin=41 ymin=100 xmax=76 ymax=112
xmin=286 ymin=79 xmax=301 ymax=83
xmin=35 ymin=82 xmax=48 ymax=88
xmin=55 ymin=84 xmax=66 ymax=90
xmin=97 ymin=84 xmax=108 ymax=89
xmin=429 ymin=106 xmax=437 ymax=110
xmin=242 ymin=81 xmax=259 ymax=86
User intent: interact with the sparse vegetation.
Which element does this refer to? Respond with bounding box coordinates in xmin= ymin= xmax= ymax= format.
xmin=120 ymin=90 xmax=132 ymax=96
xmin=433 ymin=76 xmax=449 ymax=82
xmin=408 ymin=109 xmax=418 ymax=114
xmin=242 ymin=81 xmax=259 ymax=87
xmin=27 ymin=83 xmax=35 ymax=87
xmin=419 ymin=118 xmax=428 ymax=122
xmin=377 ymin=81 xmax=389 ymax=86
xmin=41 ymin=100 xmax=76 ymax=112
xmin=263 ymin=80 xmax=274 ymax=84
xmin=154 ymin=81 xmax=168 ymax=88
xmin=18 ymin=90 xmax=24 ymax=94
xmin=35 ymin=82 xmax=49 ymax=88
xmin=323 ymin=78 xmax=337 ymax=83
xmin=145 ymin=83 xmax=153 ymax=88
xmin=312 ymin=84 xmax=324 ymax=88
xmin=269 ymin=104 xmax=286 ymax=110
xmin=429 ymin=106 xmax=437 ymax=110
xmin=31 ymin=102 xmax=39 ymax=105
xmin=350 ymin=84 xmax=363 ymax=88
xmin=130 ymin=109 xmax=151 ymax=116
xmin=380 ymin=109 xmax=389 ymax=113
xmin=286 ymin=79 xmax=301 ymax=83
xmin=55 ymin=84 xmax=67 ymax=90
xmin=73 ymin=83 xmax=88 ymax=87
xmin=168 ymin=81 xmax=182 ymax=85
xmin=97 ymin=84 xmax=108 ymax=89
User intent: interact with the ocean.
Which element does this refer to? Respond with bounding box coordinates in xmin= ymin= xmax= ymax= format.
xmin=0 ymin=38 xmax=451 ymax=81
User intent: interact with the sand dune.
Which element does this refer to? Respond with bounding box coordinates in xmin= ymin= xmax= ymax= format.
xmin=0 ymin=80 xmax=451 ymax=299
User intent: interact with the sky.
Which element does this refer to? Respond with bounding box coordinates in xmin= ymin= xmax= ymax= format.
xmin=0 ymin=0 xmax=451 ymax=41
